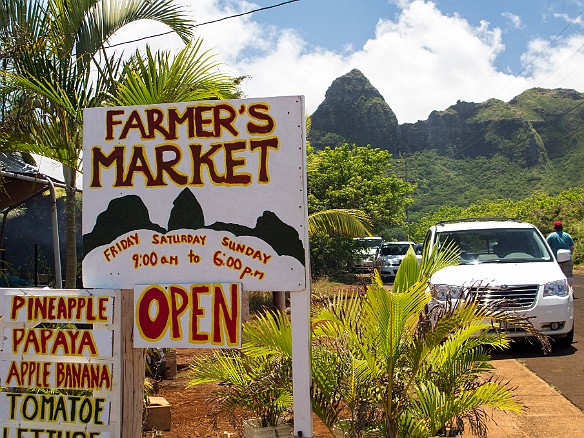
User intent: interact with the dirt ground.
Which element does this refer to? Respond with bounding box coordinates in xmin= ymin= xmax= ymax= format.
xmin=145 ymin=348 xmax=332 ymax=437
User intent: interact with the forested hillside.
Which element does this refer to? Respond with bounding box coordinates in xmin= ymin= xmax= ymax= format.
xmin=308 ymin=70 xmax=584 ymax=218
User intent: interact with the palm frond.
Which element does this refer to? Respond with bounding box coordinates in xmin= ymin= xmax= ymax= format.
xmin=186 ymin=351 xmax=249 ymax=387
xmin=111 ymin=39 xmax=238 ymax=105
xmin=308 ymin=208 xmax=372 ymax=237
xmin=419 ymin=240 xmax=461 ymax=279
xmin=392 ymin=246 xmax=420 ymax=293
xmin=76 ymin=0 xmax=193 ymax=65
xmin=242 ymin=310 xmax=293 ymax=358
xmin=310 ymin=346 xmax=347 ymax=432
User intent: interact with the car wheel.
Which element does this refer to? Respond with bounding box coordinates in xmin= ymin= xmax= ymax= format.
xmin=554 ymin=326 xmax=574 ymax=348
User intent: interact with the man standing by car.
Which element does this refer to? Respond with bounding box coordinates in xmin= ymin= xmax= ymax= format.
xmin=547 ymin=221 xmax=575 ymax=287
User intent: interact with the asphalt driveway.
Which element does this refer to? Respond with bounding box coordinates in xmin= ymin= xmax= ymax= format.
xmin=493 ymin=269 xmax=584 ymax=409
xmin=469 ymin=269 xmax=584 ymax=437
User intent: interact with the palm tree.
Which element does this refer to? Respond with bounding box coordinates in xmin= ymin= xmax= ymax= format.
xmin=265 ymin=208 xmax=372 ymax=311
xmin=187 ymin=310 xmax=294 ymax=431
xmin=188 ymin=243 xmax=549 ymax=437
xmin=0 ymin=0 xmax=194 ymax=287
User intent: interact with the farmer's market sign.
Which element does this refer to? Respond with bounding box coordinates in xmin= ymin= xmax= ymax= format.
xmin=82 ymin=96 xmax=308 ymax=291
xmin=0 ymin=289 xmax=121 ymax=438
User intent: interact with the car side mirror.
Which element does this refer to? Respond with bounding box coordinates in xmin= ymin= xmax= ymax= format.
xmin=556 ymin=249 xmax=571 ymax=263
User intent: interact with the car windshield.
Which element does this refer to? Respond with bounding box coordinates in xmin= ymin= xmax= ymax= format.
xmin=355 ymin=238 xmax=383 ymax=248
xmin=436 ymin=228 xmax=553 ymax=265
xmin=379 ymin=244 xmax=411 ymax=256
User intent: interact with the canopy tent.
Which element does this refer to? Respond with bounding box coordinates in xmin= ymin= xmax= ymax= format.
xmin=0 ymin=152 xmax=63 ymax=286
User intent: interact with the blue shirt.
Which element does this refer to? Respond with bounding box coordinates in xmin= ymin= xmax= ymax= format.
xmin=546 ymin=231 xmax=574 ymax=257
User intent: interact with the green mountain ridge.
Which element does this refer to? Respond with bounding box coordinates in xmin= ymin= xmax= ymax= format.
xmin=308 ymin=70 xmax=584 ymax=217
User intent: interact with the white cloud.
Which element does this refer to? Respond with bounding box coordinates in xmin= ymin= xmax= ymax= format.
xmin=105 ymin=0 xmax=584 ymax=124
xmin=350 ymin=2 xmax=517 ymax=122
xmin=225 ymin=0 xmax=537 ymax=123
xmin=521 ymin=34 xmax=584 ymax=89
xmin=553 ymin=12 xmax=584 ymax=26
xmin=226 ymin=0 xmax=526 ymax=123
xmin=502 ymin=11 xmax=523 ymax=29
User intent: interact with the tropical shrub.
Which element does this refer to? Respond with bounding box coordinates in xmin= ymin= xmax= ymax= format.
xmin=310 ymin=246 xmax=548 ymax=437
xmin=309 ymin=234 xmax=363 ymax=280
xmin=186 ymin=311 xmax=293 ymax=430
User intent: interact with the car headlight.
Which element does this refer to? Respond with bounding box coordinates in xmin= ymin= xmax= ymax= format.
xmin=431 ymin=284 xmax=462 ymax=300
xmin=543 ymin=279 xmax=569 ymax=297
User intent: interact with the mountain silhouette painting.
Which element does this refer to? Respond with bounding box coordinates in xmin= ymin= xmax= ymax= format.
xmin=83 ymin=188 xmax=306 ymax=265
xmin=83 ymin=194 xmax=167 ymax=257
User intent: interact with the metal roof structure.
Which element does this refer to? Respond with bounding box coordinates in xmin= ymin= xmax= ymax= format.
xmin=0 ymin=152 xmax=63 ymax=286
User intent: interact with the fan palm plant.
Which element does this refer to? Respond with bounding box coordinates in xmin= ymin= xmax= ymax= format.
xmin=187 ymin=242 xmax=547 ymax=437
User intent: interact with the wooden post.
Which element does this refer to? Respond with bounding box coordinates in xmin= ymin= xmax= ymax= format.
xmin=273 ymin=290 xmax=286 ymax=312
xmin=120 ymin=289 xmax=146 ymax=438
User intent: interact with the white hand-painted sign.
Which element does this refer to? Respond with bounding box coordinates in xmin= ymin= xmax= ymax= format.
xmin=82 ymin=96 xmax=308 ymax=290
xmin=0 ymin=392 xmax=112 ymax=425
xmin=0 ymin=289 xmax=120 ymax=438
xmin=133 ymin=282 xmax=242 ymax=348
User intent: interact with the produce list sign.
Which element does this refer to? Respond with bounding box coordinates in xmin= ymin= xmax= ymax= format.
xmin=133 ymin=283 xmax=242 ymax=348
xmin=82 ymin=96 xmax=308 ymax=291
xmin=0 ymin=289 xmax=121 ymax=438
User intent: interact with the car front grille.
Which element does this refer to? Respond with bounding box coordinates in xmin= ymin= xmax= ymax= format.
xmin=469 ymin=284 xmax=539 ymax=309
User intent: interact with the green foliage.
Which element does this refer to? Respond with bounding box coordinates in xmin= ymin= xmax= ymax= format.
xmin=187 ymin=311 xmax=293 ymax=429
xmin=191 ymin=248 xmax=546 ymax=438
xmin=397 ymin=146 xmax=584 ymax=222
xmin=411 ymin=188 xmax=584 ymax=264
xmin=307 ymin=144 xmax=414 ymax=231
xmin=306 ymin=144 xmax=412 ymax=280
xmin=468 ymin=99 xmax=526 ymax=123
xmin=306 ymin=208 xmax=373 ymax=281
xmin=309 ymin=235 xmax=361 ymax=280
xmin=396 ymin=89 xmax=584 ymax=225
xmin=110 ymin=39 xmax=241 ymax=106
xmin=509 ymin=88 xmax=584 ymax=159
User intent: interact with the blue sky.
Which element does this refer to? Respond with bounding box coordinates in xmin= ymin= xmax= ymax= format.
xmin=249 ymin=0 xmax=583 ymax=74
xmin=108 ymin=0 xmax=584 ymax=123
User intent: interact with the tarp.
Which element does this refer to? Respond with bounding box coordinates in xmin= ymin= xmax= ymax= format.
xmin=0 ymin=153 xmax=58 ymax=210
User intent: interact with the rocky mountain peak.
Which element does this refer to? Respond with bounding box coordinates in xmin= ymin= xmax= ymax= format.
xmin=308 ymin=68 xmax=400 ymax=152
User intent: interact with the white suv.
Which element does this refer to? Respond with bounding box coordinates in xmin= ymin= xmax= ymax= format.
xmin=424 ymin=219 xmax=574 ymax=347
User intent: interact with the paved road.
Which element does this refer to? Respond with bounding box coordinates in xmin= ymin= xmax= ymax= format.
xmin=492 ymin=272 xmax=584 ymax=410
